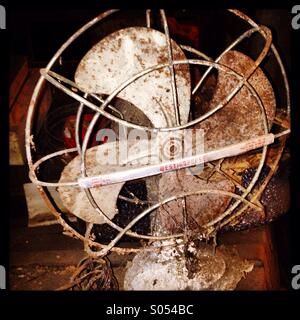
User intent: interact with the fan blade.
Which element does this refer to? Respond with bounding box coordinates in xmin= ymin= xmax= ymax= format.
xmin=75 ymin=27 xmax=191 ymax=127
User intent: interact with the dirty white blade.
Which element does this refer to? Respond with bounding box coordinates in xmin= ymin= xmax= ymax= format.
xmin=58 ymin=139 xmax=162 ymax=224
xmin=75 ymin=27 xmax=191 ymax=127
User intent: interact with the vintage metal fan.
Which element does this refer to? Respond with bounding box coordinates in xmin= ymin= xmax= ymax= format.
xmin=26 ymin=9 xmax=290 ymax=290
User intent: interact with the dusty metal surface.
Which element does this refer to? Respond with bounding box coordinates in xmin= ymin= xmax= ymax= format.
xmin=150 ymin=49 xmax=278 ymax=235
xmin=124 ymin=240 xmax=254 ymax=290
xmin=75 ymin=27 xmax=191 ymax=127
xmin=58 ymin=138 xmax=169 ymax=225
xmin=196 ymin=50 xmax=276 ymax=152
xmin=154 ymin=171 xmax=235 ymax=235
xmin=58 ymin=141 xmax=149 ymax=224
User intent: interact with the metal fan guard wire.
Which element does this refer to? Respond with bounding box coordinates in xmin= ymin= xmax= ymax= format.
xmin=25 ymin=9 xmax=290 ymax=257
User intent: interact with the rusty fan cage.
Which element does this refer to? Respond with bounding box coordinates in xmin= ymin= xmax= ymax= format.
xmin=26 ymin=9 xmax=290 ymax=263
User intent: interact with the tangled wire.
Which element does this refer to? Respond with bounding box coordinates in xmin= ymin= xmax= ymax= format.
xmin=57 ymin=256 xmax=118 ymax=291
